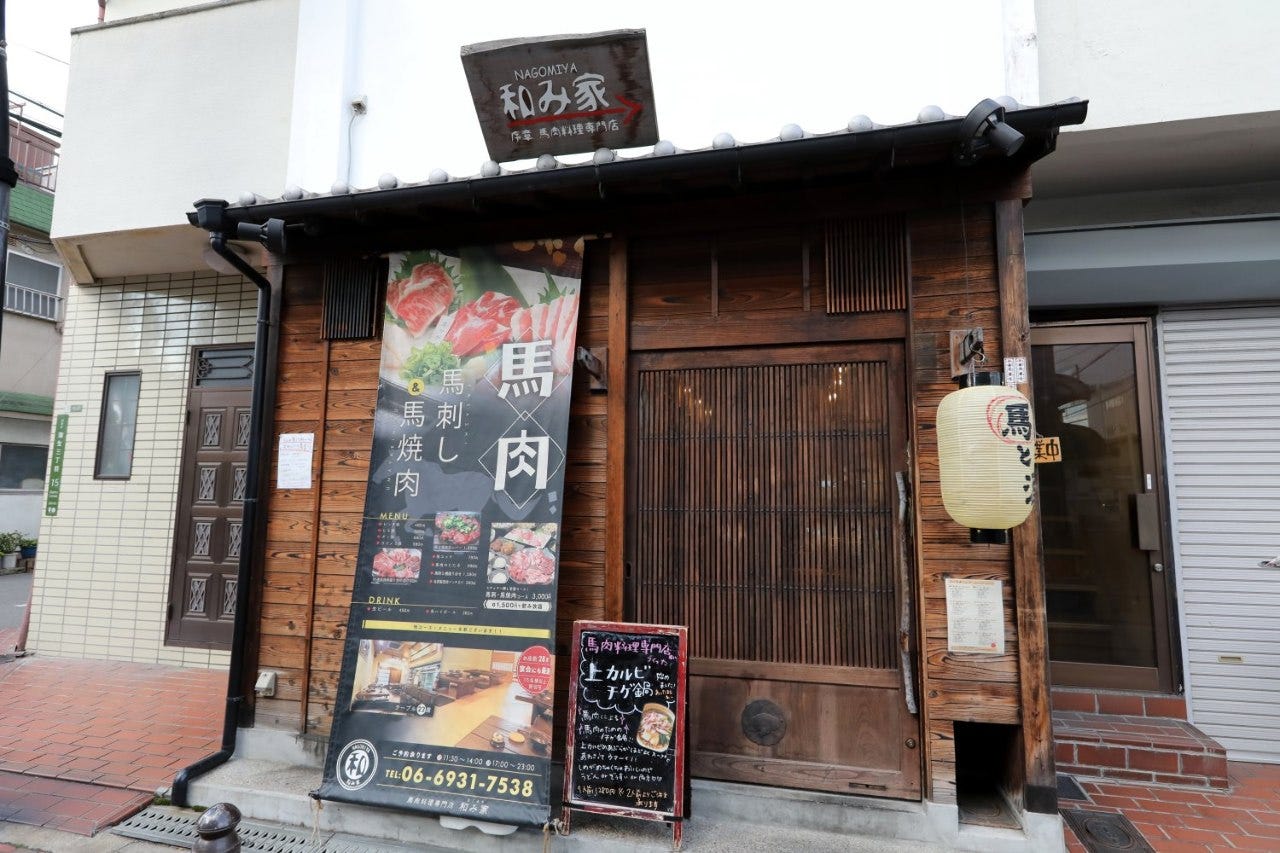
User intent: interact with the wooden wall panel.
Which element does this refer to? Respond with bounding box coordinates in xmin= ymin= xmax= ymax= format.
xmin=263 ymin=244 xmax=610 ymax=739
xmin=908 ymin=204 xmax=1022 ymax=802
xmin=257 ymin=206 xmax=1039 ymax=809
xmin=256 ymin=265 xmax=325 ymax=734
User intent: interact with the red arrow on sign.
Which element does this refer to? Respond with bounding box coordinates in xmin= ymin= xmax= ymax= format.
xmin=507 ymin=94 xmax=644 ymax=128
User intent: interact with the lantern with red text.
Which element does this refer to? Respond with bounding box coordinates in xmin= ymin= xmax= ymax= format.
xmin=936 ymin=372 xmax=1035 ymax=544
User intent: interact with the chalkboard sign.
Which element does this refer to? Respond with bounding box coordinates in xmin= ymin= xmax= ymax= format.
xmin=562 ymin=621 xmax=688 ymax=846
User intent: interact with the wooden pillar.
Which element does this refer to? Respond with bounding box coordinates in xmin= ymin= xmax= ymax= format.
xmin=604 ymin=236 xmax=629 ymax=620
xmin=995 ymin=197 xmax=1057 ymax=814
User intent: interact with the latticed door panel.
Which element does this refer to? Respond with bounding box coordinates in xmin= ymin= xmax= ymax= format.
xmin=629 ymin=343 xmax=920 ymax=799
xmin=634 ymin=359 xmax=898 ymax=669
xmin=166 ymin=376 xmax=253 ymax=649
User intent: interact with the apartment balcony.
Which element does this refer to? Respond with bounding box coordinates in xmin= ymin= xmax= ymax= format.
xmin=3 ymin=282 xmax=61 ymax=322
xmin=9 ymin=117 xmax=59 ymax=194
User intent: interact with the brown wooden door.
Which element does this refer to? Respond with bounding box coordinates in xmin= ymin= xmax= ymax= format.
xmin=166 ymin=378 xmax=253 ymax=649
xmin=629 ymin=342 xmax=920 ymax=799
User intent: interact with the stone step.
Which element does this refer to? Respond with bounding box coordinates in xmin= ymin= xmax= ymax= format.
xmin=1053 ymin=710 xmax=1229 ymax=789
xmin=185 ymin=753 xmax=1060 ymax=852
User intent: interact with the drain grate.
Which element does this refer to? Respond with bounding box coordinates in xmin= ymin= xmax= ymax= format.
xmin=1062 ymin=809 xmax=1154 ymax=853
xmin=113 ymin=806 xmax=426 ymax=852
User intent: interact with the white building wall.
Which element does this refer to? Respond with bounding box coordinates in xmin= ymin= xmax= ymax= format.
xmin=52 ymin=0 xmax=298 ymax=241
xmin=1036 ymin=0 xmax=1280 ymax=130
xmin=29 ymin=271 xmax=256 ymax=667
xmin=287 ymin=0 xmax=1013 ymax=190
xmin=0 ymin=310 xmax=61 ymax=397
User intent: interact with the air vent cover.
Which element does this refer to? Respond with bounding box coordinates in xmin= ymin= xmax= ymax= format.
xmin=824 ymin=215 xmax=909 ymax=314
xmin=322 ymin=257 xmax=385 ymax=340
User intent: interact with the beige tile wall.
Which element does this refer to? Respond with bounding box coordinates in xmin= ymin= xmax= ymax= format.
xmin=31 ymin=270 xmax=257 ymax=667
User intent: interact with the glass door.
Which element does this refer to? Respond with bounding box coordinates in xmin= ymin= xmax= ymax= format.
xmin=1031 ymin=321 xmax=1175 ymax=692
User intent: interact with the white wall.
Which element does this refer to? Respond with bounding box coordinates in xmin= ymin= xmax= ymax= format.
xmin=1036 ymin=0 xmax=1280 ymax=130
xmin=0 ymin=311 xmax=61 ymax=397
xmin=52 ymin=0 xmax=299 ymax=240
xmin=287 ymin=0 xmax=1014 ymax=190
xmin=0 ymin=495 xmax=42 ymax=539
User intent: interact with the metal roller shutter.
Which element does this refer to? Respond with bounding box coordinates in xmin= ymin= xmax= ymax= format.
xmin=1160 ymin=306 xmax=1280 ymax=762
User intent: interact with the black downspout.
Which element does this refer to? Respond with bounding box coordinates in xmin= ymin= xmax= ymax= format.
xmin=171 ymin=226 xmax=279 ymax=807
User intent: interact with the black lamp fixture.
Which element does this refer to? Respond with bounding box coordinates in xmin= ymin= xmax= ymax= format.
xmin=954 ymin=98 xmax=1025 ymax=165
xmin=235 ymin=219 xmax=288 ymax=255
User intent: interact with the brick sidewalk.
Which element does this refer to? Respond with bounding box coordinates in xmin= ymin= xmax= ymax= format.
xmin=1063 ymin=761 xmax=1280 ymax=852
xmin=2 ymin=650 xmax=1277 ymax=848
xmin=0 ymin=656 xmax=223 ymax=835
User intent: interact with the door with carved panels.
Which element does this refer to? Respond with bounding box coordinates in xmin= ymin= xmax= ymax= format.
xmin=166 ymin=346 xmax=254 ymax=649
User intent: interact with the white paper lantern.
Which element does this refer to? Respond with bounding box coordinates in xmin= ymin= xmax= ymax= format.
xmin=936 ymin=373 xmax=1035 ymax=542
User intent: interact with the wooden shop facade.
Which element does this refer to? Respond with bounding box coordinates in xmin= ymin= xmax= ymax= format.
xmin=188 ymin=99 xmax=1088 ymax=832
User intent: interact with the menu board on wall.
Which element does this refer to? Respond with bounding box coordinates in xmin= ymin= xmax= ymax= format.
xmin=315 ymin=239 xmax=585 ymax=827
xmin=563 ymin=621 xmax=688 ymax=841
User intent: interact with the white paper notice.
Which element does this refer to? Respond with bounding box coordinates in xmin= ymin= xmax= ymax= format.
xmin=277 ymin=432 xmax=315 ymax=490
xmin=945 ymin=577 xmax=1005 ymax=654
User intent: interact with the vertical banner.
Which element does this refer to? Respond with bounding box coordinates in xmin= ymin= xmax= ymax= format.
xmin=317 ymin=239 xmax=584 ymax=826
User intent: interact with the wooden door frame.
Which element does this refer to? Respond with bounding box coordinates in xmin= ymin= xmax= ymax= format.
xmin=1031 ymin=318 xmax=1180 ymax=693
xmin=624 ymin=340 xmax=921 ymax=798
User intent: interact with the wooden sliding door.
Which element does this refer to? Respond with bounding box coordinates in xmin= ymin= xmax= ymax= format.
xmin=629 ymin=342 xmax=920 ymax=799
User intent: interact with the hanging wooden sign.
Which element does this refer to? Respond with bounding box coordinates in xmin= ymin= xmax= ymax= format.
xmin=562 ymin=621 xmax=689 ymax=848
xmin=461 ymin=29 xmax=659 ymax=162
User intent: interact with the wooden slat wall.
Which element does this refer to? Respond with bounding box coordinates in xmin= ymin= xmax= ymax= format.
xmin=907 ymin=204 xmax=1019 ymax=804
xmin=258 ymin=246 xmax=611 ymax=739
xmin=824 ymin=216 xmax=909 ymax=314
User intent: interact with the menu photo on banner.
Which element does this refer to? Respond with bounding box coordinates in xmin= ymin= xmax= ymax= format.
xmin=315 ymin=238 xmax=585 ymax=828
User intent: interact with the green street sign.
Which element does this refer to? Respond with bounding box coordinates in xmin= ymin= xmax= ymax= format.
xmin=45 ymin=414 xmax=68 ymax=516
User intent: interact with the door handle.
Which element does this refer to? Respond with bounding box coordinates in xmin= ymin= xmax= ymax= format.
xmin=895 ymin=471 xmax=919 ymax=717
xmin=1132 ymin=492 xmax=1161 ymax=551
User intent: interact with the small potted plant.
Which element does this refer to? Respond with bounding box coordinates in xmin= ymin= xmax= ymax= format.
xmin=19 ymin=535 xmax=37 ymax=560
xmin=0 ymin=532 xmax=18 ymax=571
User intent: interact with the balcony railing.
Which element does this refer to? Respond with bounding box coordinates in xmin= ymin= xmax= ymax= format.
xmin=8 ymin=114 xmax=59 ymax=193
xmin=3 ymin=283 xmax=61 ymax=321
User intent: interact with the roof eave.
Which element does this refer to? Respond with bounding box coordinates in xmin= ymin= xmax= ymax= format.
xmin=191 ymin=99 xmax=1088 ymax=229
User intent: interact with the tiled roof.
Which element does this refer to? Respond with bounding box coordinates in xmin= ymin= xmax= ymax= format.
xmin=11 ymin=183 xmax=54 ymax=233
xmin=0 ymin=392 xmax=54 ymax=416
xmin=213 ymin=98 xmax=1087 ymax=223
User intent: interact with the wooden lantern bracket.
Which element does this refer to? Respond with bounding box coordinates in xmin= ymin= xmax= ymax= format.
xmin=949 ymin=327 xmax=986 ymax=379
xmin=576 ymin=346 xmax=608 ymax=391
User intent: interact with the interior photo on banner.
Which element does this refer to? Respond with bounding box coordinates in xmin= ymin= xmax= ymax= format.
xmin=316 ymin=238 xmax=584 ymax=827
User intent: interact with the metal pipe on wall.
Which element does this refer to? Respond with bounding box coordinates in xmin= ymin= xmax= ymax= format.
xmin=172 ymin=223 xmax=281 ymax=807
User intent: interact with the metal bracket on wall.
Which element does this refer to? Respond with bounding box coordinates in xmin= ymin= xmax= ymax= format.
xmin=949 ymin=327 xmax=986 ymax=379
xmin=576 ymin=346 xmax=608 ymax=391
